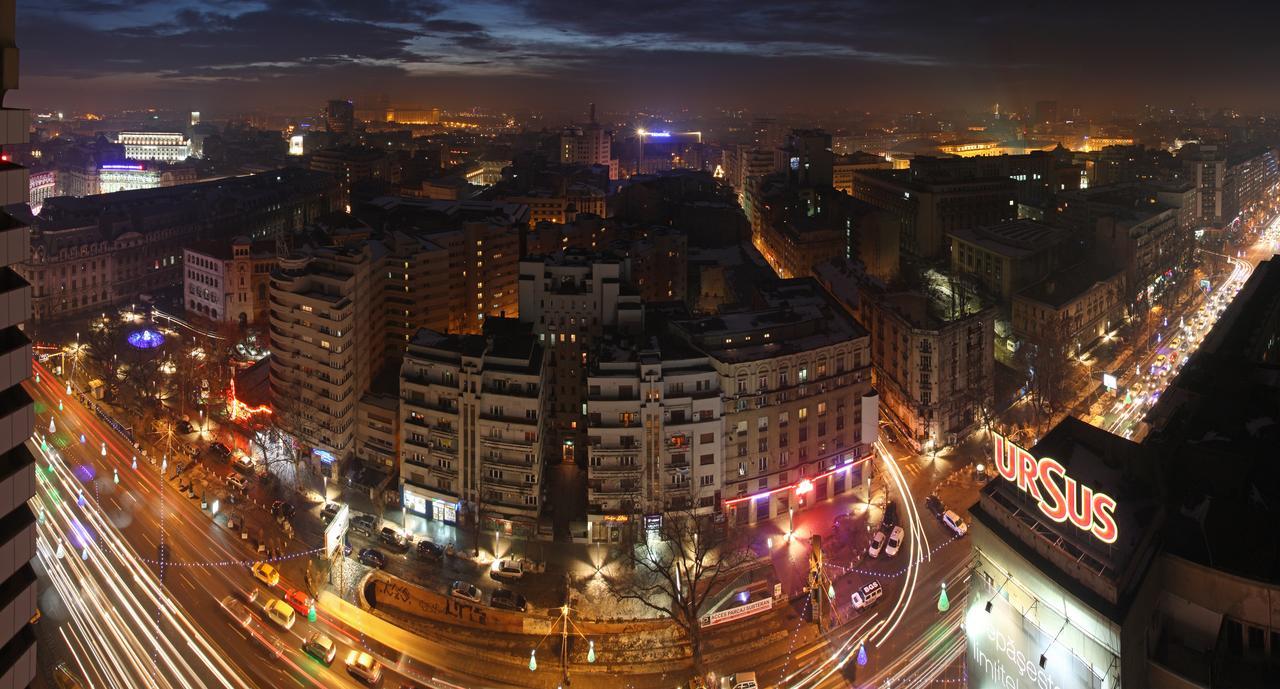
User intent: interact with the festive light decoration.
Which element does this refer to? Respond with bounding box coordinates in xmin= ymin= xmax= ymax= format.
xmin=308 ymin=604 xmax=317 ymax=623
xmin=528 ymin=650 xmax=537 ymax=671
xmin=55 ymin=538 xmax=64 ymax=559
xmin=127 ymin=329 xmax=165 ymax=349
xmin=857 ymin=642 xmax=868 ymax=666
xmin=587 ymin=640 xmax=596 ymax=664
xmin=937 ymin=582 xmax=950 ymax=612
xmin=48 ymin=418 xmax=54 ymax=434
xmin=101 ymin=441 xmax=107 ymax=457
xmin=57 ymin=399 xmax=62 ymax=411
xmin=228 ymin=376 xmax=272 ymax=421
xmin=113 ymin=468 xmax=119 ymax=484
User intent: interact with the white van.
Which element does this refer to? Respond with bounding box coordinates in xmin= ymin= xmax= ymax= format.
xmin=720 ymin=672 xmax=758 ymax=689
xmin=851 ymin=580 xmax=883 ymax=610
xmin=264 ymin=599 xmax=296 ymax=630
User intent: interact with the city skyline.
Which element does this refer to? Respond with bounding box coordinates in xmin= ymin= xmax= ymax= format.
xmin=16 ymin=0 xmax=1280 ymax=114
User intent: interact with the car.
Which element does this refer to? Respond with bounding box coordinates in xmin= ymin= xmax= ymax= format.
xmin=358 ymin=548 xmax=387 ymax=568
xmin=1170 ymin=338 xmax=1181 ymax=350
xmin=349 ymin=514 xmax=378 ymax=537
xmin=942 ymin=510 xmax=969 ymax=537
xmin=271 ymin=501 xmax=296 ymax=519
xmin=220 ymin=595 xmax=254 ymax=627
xmin=850 ymin=581 xmax=884 ymax=610
xmin=284 ymin=589 xmax=315 ymax=616
xmin=379 ymin=527 xmax=408 ymax=551
xmin=924 ymin=494 xmax=945 ymax=519
xmin=345 ymin=651 xmax=383 ymax=685
xmin=1155 ymin=354 xmax=1166 ymax=365
xmin=321 ymin=502 xmax=341 ymax=524
xmin=264 ymin=598 xmax=296 ymax=629
xmin=490 ymin=588 xmax=528 ymax=612
xmin=720 ymin=672 xmax=759 ymax=689
xmin=53 ymin=663 xmax=86 ymax=689
xmin=225 ymin=474 xmax=247 ymax=492
xmin=176 ymin=420 xmax=194 ymax=434
xmin=867 ymin=530 xmax=886 ymax=558
xmin=251 ymin=562 xmax=280 ymax=587
xmin=416 ymin=540 xmax=444 ymax=560
xmin=450 ymin=580 xmax=482 ymax=604
xmin=884 ymin=525 xmax=905 ymax=557
xmin=489 ymin=558 xmax=524 ymax=581
xmin=209 ymin=442 xmax=232 ymax=459
xmin=303 ymin=632 xmax=337 ymax=665
xmin=233 ymin=452 xmax=256 ymax=474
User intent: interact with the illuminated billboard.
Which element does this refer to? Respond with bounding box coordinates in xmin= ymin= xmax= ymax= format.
xmin=289 ymin=134 xmax=305 ymax=156
xmin=967 ymin=574 xmax=1103 ymax=689
xmin=992 ymin=432 xmax=1118 ymax=544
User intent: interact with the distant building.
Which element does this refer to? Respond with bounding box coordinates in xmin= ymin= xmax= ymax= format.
xmin=1012 ymin=262 xmax=1127 ymax=355
xmin=849 ymin=168 xmax=1017 ymax=260
xmin=948 ymin=219 xmax=1067 ymax=303
xmin=182 ymin=237 xmax=276 ymax=325
xmin=399 ymin=321 xmax=547 ymax=535
xmin=97 ymin=162 xmax=196 ymax=194
xmin=1179 ymin=143 xmax=1226 ymax=226
xmin=1034 ymin=99 xmax=1058 ymax=124
xmin=309 ymin=146 xmax=396 ymax=203
xmin=115 ymin=132 xmax=191 ymax=162
xmin=560 ymin=104 xmax=616 ymax=179
xmin=19 ymin=168 xmax=341 ymax=321
xmin=832 ymin=151 xmax=892 ymax=195
xmin=27 ymin=168 xmax=54 ymax=210
xmin=326 ymin=99 xmax=355 ymax=135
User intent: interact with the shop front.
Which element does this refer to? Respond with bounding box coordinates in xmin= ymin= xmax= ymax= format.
xmin=402 ymin=483 xmax=460 ymax=525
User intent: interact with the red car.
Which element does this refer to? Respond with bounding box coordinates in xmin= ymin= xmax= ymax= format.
xmin=284 ymin=589 xmax=315 ymax=617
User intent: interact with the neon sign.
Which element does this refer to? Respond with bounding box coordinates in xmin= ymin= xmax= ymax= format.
xmin=101 ymin=164 xmax=145 ymax=171
xmin=992 ymin=432 xmax=1118 ymax=544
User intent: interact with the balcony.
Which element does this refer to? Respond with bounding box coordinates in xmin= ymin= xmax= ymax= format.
xmin=480 ymin=435 xmax=533 ymax=452
xmin=0 ymin=210 xmax=26 ymax=268
xmin=589 ymin=462 xmax=641 ymax=476
xmin=484 ymin=454 xmax=534 ymax=470
xmin=590 ymin=482 xmax=640 ymax=497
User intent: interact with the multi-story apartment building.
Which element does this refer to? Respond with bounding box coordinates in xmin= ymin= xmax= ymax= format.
xmin=309 ymin=146 xmax=396 ymax=202
xmin=818 ymin=258 xmax=995 ymax=450
xmin=518 ymin=251 xmax=642 ymax=466
xmin=1012 ymin=262 xmax=1127 ymax=355
xmin=1179 ymin=143 xmax=1226 ymax=226
xmin=183 ymin=237 xmax=276 ymax=325
xmin=832 ymin=152 xmax=892 ymax=195
xmin=115 ymin=132 xmax=191 ymax=162
xmin=585 ymin=335 xmax=722 ymax=542
xmin=0 ymin=3 xmax=37 ymax=681
xmin=948 ymin=219 xmax=1067 ymax=304
xmin=268 ymin=241 xmax=387 ymax=467
xmin=20 ymin=168 xmax=340 ymax=321
xmin=849 ymin=168 xmax=1017 ymax=260
xmin=671 ymin=278 xmax=876 ymax=527
xmin=399 ymin=321 xmax=547 ymax=536
xmin=559 ymin=104 xmax=615 ymax=179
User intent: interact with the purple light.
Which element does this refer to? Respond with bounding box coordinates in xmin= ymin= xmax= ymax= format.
xmin=128 ymin=329 xmax=165 ymax=349
xmin=645 ymin=131 xmax=672 ymax=138
xmin=101 ymin=164 xmax=145 ymax=171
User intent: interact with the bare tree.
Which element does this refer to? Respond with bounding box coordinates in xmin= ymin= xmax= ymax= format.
xmin=604 ymin=509 xmax=754 ymax=678
xmin=1024 ymin=312 xmax=1078 ymax=432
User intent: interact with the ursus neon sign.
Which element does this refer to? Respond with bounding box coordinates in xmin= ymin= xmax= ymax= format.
xmin=992 ymin=433 xmax=1119 ymax=544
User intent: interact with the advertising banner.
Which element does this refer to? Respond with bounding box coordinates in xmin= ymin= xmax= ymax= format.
xmin=967 ymin=575 xmax=1103 ymax=689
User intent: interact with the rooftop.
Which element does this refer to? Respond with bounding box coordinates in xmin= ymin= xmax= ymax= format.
xmin=1015 ymin=261 xmax=1124 ymax=310
xmin=948 ymin=219 xmax=1066 ymax=259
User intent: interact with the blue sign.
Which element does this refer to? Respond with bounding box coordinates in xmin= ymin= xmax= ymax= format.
xmin=312 ymin=448 xmax=336 ymax=464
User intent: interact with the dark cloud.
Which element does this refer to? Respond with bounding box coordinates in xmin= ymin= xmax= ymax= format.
xmin=423 ymin=19 xmax=485 ymax=33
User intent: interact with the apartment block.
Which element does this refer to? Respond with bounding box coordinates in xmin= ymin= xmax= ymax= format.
xmin=399 ymin=321 xmax=547 ymax=536
xmin=268 ymin=241 xmax=387 ymax=466
xmin=585 ymin=335 xmax=722 ymax=542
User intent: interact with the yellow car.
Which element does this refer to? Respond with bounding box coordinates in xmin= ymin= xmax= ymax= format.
xmin=251 ymin=561 xmax=280 ymax=587
xmin=1155 ymin=354 xmax=1166 ymax=365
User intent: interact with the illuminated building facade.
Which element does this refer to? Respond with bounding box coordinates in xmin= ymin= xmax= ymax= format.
xmin=0 ymin=2 xmax=36 ymax=681
xmin=398 ymin=321 xmax=547 ymax=536
xmin=1012 ymin=263 xmax=1127 ymax=356
xmin=948 ymin=219 xmax=1067 ymax=303
xmin=669 ymin=278 xmax=876 ymax=527
xmin=968 ymin=420 xmax=1164 ymax=689
xmin=183 ymin=237 xmax=276 ymax=325
xmin=27 ymin=169 xmax=54 ymax=211
xmin=115 ymin=132 xmax=191 ymax=162
xmin=560 ymin=104 xmax=615 ymax=179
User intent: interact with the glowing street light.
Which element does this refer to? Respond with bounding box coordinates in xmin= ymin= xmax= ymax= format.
xmin=529 ymin=650 xmax=537 ymax=671
xmin=587 ymin=640 xmax=596 ymax=663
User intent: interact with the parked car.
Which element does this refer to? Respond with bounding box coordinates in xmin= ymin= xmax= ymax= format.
xmin=942 ymin=510 xmax=969 ymax=537
xmin=345 ymin=651 xmax=383 ymax=685
xmin=489 ymin=558 xmax=524 ymax=582
xmin=302 ymin=632 xmax=337 ymax=665
xmin=209 ymin=442 xmax=232 ymax=460
xmin=357 ymin=548 xmax=387 ymax=568
xmin=490 ymin=588 xmax=528 ymax=612
xmin=233 ymin=452 xmax=256 ymax=474
xmin=379 ymin=527 xmax=408 ymax=551
xmin=415 ymin=540 xmax=444 ymax=560
xmin=251 ymin=562 xmax=280 ymax=587
xmin=720 ymin=672 xmax=759 ymax=689
xmin=450 ymin=580 xmax=482 ymax=604
xmin=349 ymin=514 xmax=377 ymax=537
xmin=925 ymin=494 xmax=945 ymax=519
xmin=884 ymin=525 xmax=905 ymax=557
xmin=320 ymin=503 xmax=341 ymax=524
xmin=284 ymin=589 xmax=315 ymax=616
xmin=850 ymin=580 xmax=883 ymax=610
xmin=271 ymin=501 xmax=296 ymax=520
xmin=176 ymin=419 xmax=194 ymax=435
xmin=225 ymin=474 xmax=247 ymax=492
xmin=867 ymin=530 xmax=886 ymax=558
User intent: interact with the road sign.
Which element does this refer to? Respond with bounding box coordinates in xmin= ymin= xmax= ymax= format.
xmin=1102 ymin=373 xmax=1118 ymax=391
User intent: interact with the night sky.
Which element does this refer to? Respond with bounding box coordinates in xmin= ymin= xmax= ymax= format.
xmin=14 ymin=0 xmax=1280 ymax=115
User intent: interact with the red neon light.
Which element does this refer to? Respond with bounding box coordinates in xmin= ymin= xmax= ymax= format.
xmin=722 ymin=456 xmax=867 ymax=507
xmin=795 ymin=479 xmax=814 ymax=495
xmin=228 ymin=377 xmax=272 ymax=421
